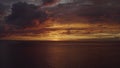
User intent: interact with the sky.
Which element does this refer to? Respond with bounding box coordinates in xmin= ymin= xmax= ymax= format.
xmin=0 ymin=0 xmax=120 ymax=40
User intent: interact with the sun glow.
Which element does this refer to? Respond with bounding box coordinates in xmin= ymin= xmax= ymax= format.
xmin=1 ymin=21 xmax=120 ymax=41
xmin=47 ymin=23 xmax=91 ymax=29
xmin=50 ymin=34 xmax=62 ymax=41
xmin=1 ymin=32 xmax=120 ymax=41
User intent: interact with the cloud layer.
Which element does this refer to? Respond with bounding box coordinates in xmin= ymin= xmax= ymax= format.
xmin=6 ymin=2 xmax=48 ymax=29
xmin=42 ymin=0 xmax=60 ymax=5
xmin=0 ymin=0 xmax=120 ymax=38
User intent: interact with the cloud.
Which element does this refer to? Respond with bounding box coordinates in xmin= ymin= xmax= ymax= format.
xmin=91 ymin=0 xmax=120 ymax=5
xmin=47 ymin=2 xmax=120 ymax=23
xmin=0 ymin=0 xmax=120 ymax=37
xmin=42 ymin=0 xmax=60 ymax=6
xmin=0 ymin=0 xmax=31 ymax=3
xmin=6 ymin=2 xmax=48 ymax=29
xmin=0 ymin=3 xmax=8 ymax=19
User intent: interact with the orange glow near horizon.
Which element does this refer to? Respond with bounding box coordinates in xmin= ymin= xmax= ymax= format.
xmin=1 ymin=21 xmax=120 ymax=41
xmin=1 ymin=32 xmax=120 ymax=41
xmin=46 ymin=23 xmax=91 ymax=29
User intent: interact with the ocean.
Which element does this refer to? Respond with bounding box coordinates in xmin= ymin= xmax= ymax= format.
xmin=0 ymin=40 xmax=120 ymax=68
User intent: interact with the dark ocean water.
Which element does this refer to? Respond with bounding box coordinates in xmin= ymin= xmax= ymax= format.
xmin=0 ymin=40 xmax=120 ymax=68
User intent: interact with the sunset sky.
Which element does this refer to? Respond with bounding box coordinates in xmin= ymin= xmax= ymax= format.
xmin=0 ymin=0 xmax=120 ymax=41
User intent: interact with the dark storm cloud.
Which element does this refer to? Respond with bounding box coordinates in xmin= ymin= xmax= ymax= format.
xmin=75 ymin=0 xmax=120 ymax=22
xmin=0 ymin=3 xmax=8 ymax=18
xmin=74 ymin=0 xmax=120 ymax=5
xmin=0 ymin=0 xmax=60 ymax=5
xmin=0 ymin=0 xmax=27 ymax=5
xmin=1 ymin=0 xmax=120 ymax=29
xmin=0 ymin=0 xmax=16 ymax=3
xmin=46 ymin=0 xmax=120 ymax=23
xmin=6 ymin=2 xmax=48 ymax=29
xmin=42 ymin=0 xmax=60 ymax=5
xmin=0 ymin=0 xmax=33 ymax=3
xmin=76 ymin=5 xmax=120 ymax=22
xmin=90 ymin=0 xmax=120 ymax=5
xmin=0 ymin=3 xmax=9 ymax=27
